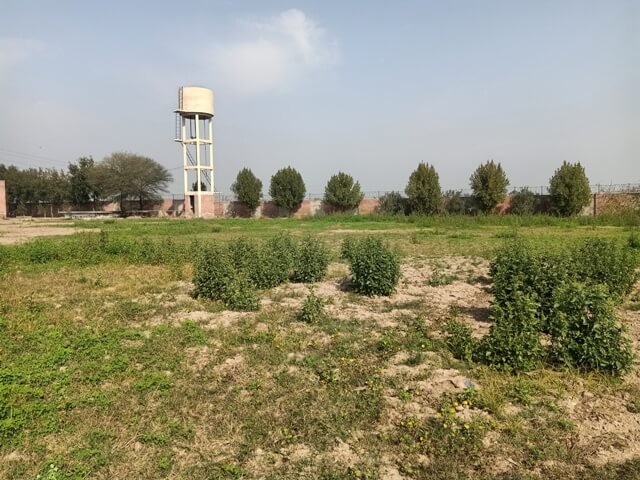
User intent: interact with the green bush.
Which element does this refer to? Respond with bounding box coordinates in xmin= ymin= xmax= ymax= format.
xmin=629 ymin=230 xmax=640 ymax=250
xmin=192 ymin=246 xmax=235 ymax=302
xmin=509 ymin=188 xmax=537 ymax=215
xmin=220 ymin=273 xmax=260 ymax=311
xmin=548 ymin=161 xmax=591 ymax=216
xmin=490 ymin=241 xmax=571 ymax=321
xmin=475 ymin=292 xmax=543 ymax=373
xmin=345 ymin=236 xmax=401 ymax=296
xmin=269 ymin=166 xmax=306 ymax=212
xmin=443 ymin=190 xmax=466 ymax=214
xmin=549 ymin=282 xmax=632 ymax=375
xmin=297 ymin=290 xmax=326 ymax=323
xmin=340 ymin=236 xmax=356 ymax=263
xmin=572 ymin=238 xmax=638 ymax=299
xmin=291 ymin=236 xmax=329 ymax=283
xmin=231 ymin=168 xmax=263 ymax=211
xmin=469 ymin=160 xmax=509 ymax=213
xmin=445 ymin=319 xmax=475 ymax=361
xmin=405 ymin=162 xmax=442 ymax=215
xmin=377 ymin=191 xmax=407 ymax=215
xmin=323 ymin=172 xmax=364 ymax=212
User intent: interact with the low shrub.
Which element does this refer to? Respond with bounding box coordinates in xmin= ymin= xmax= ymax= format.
xmin=291 ymin=236 xmax=329 ymax=283
xmin=475 ymin=292 xmax=542 ymax=373
xmin=345 ymin=236 xmax=401 ymax=296
xmin=266 ymin=232 xmax=297 ymax=280
xmin=445 ymin=319 xmax=475 ymax=361
xmin=628 ymin=230 xmax=640 ymax=250
xmin=549 ymin=282 xmax=632 ymax=375
xmin=192 ymin=246 xmax=235 ymax=302
xmin=572 ymin=238 xmax=638 ymax=299
xmin=297 ymin=290 xmax=326 ymax=323
xmin=220 ymin=273 xmax=260 ymax=311
xmin=490 ymin=241 xmax=571 ymax=322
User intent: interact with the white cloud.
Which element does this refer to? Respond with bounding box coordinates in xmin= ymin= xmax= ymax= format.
xmin=212 ymin=9 xmax=339 ymax=95
xmin=0 ymin=37 xmax=45 ymax=74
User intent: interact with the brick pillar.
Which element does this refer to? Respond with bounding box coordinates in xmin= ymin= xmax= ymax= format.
xmin=0 ymin=180 xmax=6 ymax=219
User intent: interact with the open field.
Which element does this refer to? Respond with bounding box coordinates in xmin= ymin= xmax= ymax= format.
xmin=1 ymin=215 xmax=640 ymax=479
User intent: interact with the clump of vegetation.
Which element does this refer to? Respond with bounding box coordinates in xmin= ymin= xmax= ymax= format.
xmin=548 ymin=161 xmax=591 ymax=216
xmin=297 ymin=290 xmax=326 ymax=323
xmin=220 ymin=273 xmax=260 ymax=311
xmin=343 ymin=236 xmax=401 ymax=296
xmin=572 ymin=237 xmax=638 ymax=300
xmin=469 ymin=160 xmax=509 ymax=213
xmin=445 ymin=319 xmax=475 ymax=361
xmin=377 ymin=191 xmax=407 ymax=215
xmin=405 ymin=162 xmax=442 ymax=215
xmin=323 ymin=172 xmax=364 ymax=212
xmin=509 ymin=188 xmax=537 ymax=215
xmin=629 ymin=230 xmax=640 ymax=250
xmin=490 ymin=241 xmax=571 ymax=322
xmin=291 ymin=235 xmax=329 ymax=283
xmin=549 ymin=282 xmax=632 ymax=375
xmin=475 ymin=292 xmax=543 ymax=373
xmin=192 ymin=245 xmax=235 ymax=302
xmin=231 ymin=167 xmax=263 ymax=211
xmin=269 ymin=166 xmax=306 ymax=212
xmin=442 ymin=190 xmax=465 ymax=214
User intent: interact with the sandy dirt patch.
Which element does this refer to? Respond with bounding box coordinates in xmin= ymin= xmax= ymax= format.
xmin=0 ymin=218 xmax=93 ymax=245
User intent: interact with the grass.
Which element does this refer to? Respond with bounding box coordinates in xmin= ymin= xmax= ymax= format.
xmin=1 ymin=214 xmax=639 ymax=479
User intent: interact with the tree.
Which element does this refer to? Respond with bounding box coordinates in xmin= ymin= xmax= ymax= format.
xmin=443 ymin=190 xmax=465 ymax=214
xmin=269 ymin=166 xmax=306 ymax=212
xmin=509 ymin=188 xmax=537 ymax=215
xmin=405 ymin=162 xmax=441 ymax=214
xmin=97 ymin=152 xmax=172 ymax=210
xmin=323 ymin=172 xmax=364 ymax=212
xmin=377 ymin=192 xmax=407 ymax=215
xmin=469 ymin=160 xmax=509 ymax=213
xmin=548 ymin=161 xmax=591 ymax=216
xmin=231 ymin=168 xmax=262 ymax=210
xmin=68 ymin=156 xmax=101 ymax=207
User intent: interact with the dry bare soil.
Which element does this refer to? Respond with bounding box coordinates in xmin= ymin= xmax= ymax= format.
xmin=1 ymin=218 xmax=639 ymax=479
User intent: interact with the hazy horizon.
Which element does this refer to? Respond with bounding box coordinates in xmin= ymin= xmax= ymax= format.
xmin=1 ymin=0 xmax=638 ymax=195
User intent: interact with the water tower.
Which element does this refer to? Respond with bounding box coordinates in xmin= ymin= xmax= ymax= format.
xmin=174 ymin=86 xmax=215 ymax=217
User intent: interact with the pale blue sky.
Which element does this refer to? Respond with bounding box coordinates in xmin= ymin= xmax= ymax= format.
xmin=0 ymin=0 xmax=638 ymax=195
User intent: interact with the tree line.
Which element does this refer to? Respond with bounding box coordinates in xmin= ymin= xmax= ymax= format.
xmin=0 ymin=152 xmax=172 ymax=213
xmin=231 ymin=161 xmax=593 ymax=217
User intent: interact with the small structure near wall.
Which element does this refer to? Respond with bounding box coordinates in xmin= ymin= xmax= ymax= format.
xmin=0 ymin=180 xmax=6 ymax=219
xmin=174 ymin=86 xmax=216 ymax=218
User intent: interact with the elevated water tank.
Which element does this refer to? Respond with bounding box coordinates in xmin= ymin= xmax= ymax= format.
xmin=176 ymin=86 xmax=214 ymax=117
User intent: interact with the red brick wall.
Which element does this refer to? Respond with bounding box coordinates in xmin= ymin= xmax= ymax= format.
xmin=0 ymin=180 xmax=6 ymax=219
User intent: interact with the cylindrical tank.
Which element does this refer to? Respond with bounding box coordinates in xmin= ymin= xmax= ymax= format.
xmin=177 ymin=86 xmax=214 ymax=117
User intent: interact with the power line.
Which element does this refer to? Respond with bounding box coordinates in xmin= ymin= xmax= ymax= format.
xmin=0 ymin=147 xmax=71 ymax=168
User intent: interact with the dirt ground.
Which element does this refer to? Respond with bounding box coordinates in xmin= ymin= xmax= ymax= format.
xmin=0 ymin=218 xmax=89 ymax=245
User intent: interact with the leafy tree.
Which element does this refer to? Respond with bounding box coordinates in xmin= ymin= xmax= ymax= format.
xmin=405 ymin=162 xmax=441 ymax=214
xmin=191 ymin=181 xmax=207 ymax=192
xmin=377 ymin=192 xmax=407 ymax=215
xmin=509 ymin=188 xmax=537 ymax=215
xmin=323 ymin=172 xmax=364 ymax=212
xmin=443 ymin=190 xmax=465 ymax=214
xmin=231 ymin=168 xmax=262 ymax=210
xmin=68 ymin=157 xmax=101 ymax=207
xmin=269 ymin=166 xmax=306 ymax=212
xmin=548 ymin=161 xmax=591 ymax=216
xmin=469 ymin=160 xmax=509 ymax=213
xmin=97 ymin=152 xmax=172 ymax=210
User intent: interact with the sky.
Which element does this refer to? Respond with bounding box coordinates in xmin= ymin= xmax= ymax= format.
xmin=0 ymin=0 xmax=638 ymax=196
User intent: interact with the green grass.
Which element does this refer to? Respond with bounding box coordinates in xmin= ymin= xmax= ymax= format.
xmin=1 ymin=215 xmax=639 ymax=479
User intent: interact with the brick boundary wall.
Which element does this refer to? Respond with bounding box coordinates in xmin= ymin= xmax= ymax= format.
xmin=0 ymin=180 xmax=6 ymax=219
xmin=3 ymin=192 xmax=639 ymax=218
